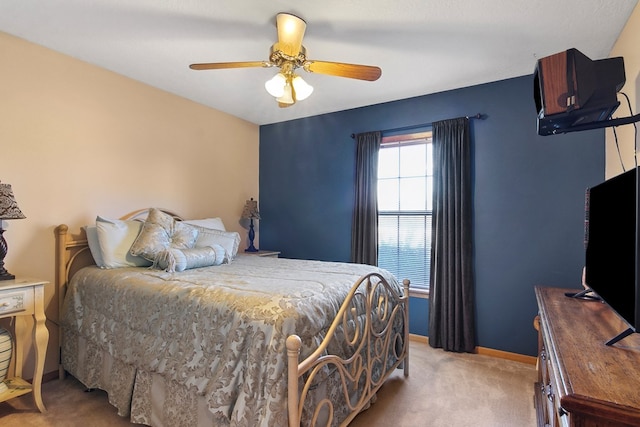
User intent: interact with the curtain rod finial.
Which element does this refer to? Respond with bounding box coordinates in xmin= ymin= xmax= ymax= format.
xmin=468 ymin=113 xmax=486 ymax=120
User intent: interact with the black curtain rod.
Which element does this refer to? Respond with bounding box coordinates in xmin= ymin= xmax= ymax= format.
xmin=350 ymin=113 xmax=485 ymax=139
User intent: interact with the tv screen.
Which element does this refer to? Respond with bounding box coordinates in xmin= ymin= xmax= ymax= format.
xmin=584 ymin=166 xmax=639 ymax=345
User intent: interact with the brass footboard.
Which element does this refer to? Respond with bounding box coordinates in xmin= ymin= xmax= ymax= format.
xmin=287 ymin=273 xmax=410 ymax=427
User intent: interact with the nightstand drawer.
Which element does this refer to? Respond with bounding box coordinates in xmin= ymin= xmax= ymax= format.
xmin=0 ymin=289 xmax=30 ymax=316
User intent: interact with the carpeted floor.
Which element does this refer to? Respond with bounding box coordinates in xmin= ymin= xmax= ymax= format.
xmin=0 ymin=340 xmax=537 ymax=427
xmin=350 ymin=340 xmax=537 ymax=427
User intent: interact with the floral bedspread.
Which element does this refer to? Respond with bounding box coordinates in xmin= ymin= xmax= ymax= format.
xmin=61 ymin=255 xmax=401 ymax=426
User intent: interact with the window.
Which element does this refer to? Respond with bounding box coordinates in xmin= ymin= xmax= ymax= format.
xmin=377 ymin=132 xmax=432 ymax=296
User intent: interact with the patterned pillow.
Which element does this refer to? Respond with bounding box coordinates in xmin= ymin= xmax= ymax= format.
xmin=192 ymin=227 xmax=241 ymax=260
xmin=156 ymin=244 xmax=228 ymax=272
xmin=130 ymin=208 xmax=199 ymax=263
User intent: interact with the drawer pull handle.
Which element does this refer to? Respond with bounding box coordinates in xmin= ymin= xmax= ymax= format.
xmin=546 ymin=384 xmax=554 ymax=402
xmin=0 ymin=302 xmax=9 ymax=308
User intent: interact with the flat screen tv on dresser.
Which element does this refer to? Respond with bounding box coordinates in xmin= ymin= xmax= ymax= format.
xmin=583 ymin=166 xmax=640 ymax=345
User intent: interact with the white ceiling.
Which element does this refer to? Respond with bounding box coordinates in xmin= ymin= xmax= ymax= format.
xmin=1 ymin=0 xmax=637 ymax=125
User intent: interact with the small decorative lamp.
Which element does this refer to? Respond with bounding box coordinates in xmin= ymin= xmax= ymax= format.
xmin=0 ymin=181 xmax=26 ymax=280
xmin=241 ymin=198 xmax=260 ymax=253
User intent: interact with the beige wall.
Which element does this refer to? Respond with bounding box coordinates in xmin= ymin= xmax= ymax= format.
xmin=0 ymin=32 xmax=259 ymax=377
xmin=606 ymin=2 xmax=640 ymax=178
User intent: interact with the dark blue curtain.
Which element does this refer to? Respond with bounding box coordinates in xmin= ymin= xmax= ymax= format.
xmin=351 ymin=131 xmax=381 ymax=265
xmin=428 ymin=117 xmax=476 ymax=352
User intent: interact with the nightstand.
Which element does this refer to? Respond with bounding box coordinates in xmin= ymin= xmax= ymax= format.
xmin=244 ymin=250 xmax=280 ymax=258
xmin=0 ymin=277 xmax=49 ymax=412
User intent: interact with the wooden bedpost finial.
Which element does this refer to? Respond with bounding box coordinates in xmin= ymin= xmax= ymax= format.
xmin=402 ymin=279 xmax=410 ymax=295
xmin=55 ymin=224 xmax=69 ymax=236
xmin=286 ymin=334 xmax=303 ymax=427
xmin=286 ymin=335 xmax=302 ymax=352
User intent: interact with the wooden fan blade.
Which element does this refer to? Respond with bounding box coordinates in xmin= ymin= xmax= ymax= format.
xmin=189 ymin=61 xmax=269 ymax=70
xmin=304 ymin=60 xmax=382 ymax=81
xmin=276 ymin=13 xmax=306 ymax=57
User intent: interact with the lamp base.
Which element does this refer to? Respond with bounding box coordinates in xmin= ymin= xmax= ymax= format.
xmin=0 ymin=270 xmax=14 ymax=281
xmin=245 ymin=218 xmax=258 ymax=253
xmin=0 ymin=228 xmax=14 ymax=281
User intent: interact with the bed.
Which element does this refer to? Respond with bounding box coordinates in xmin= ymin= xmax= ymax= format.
xmin=54 ymin=208 xmax=410 ymax=427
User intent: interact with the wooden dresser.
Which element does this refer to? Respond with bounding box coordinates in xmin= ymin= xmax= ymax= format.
xmin=534 ymin=286 xmax=640 ymax=427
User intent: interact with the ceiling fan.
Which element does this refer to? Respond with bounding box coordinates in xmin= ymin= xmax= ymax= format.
xmin=189 ymin=13 xmax=382 ymax=108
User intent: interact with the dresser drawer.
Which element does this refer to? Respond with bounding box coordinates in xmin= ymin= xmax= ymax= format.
xmin=0 ymin=288 xmax=32 ymax=317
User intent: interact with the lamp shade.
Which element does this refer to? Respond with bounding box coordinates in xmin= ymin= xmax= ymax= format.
xmin=0 ymin=182 xmax=25 ymax=220
xmin=275 ymin=13 xmax=306 ymax=57
xmin=241 ymin=198 xmax=260 ymax=220
xmin=292 ymin=75 xmax=313 ymax=100
xmin=276 ymin=81 xmax=295 ymax=105
xmin=265 ymin=73 xmax=286 ymax=97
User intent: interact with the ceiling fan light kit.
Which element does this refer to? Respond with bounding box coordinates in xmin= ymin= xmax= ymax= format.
xmin=268 ymin=72 xmax=310 ymax=106
xmin=271 ymin=74 xmax=314 ymax=107
xmin=189 ymin=12 xmax=381 ymax=108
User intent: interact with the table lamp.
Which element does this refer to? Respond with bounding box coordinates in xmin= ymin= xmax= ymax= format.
xmin=241 ymin=198 xmax=260 ymax=252
xmin=0 ymin=181 xmax=26 ymax=280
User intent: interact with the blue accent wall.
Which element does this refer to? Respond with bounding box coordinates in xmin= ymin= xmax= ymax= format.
xmin=259 ymin=75 xmax=604 ymax=356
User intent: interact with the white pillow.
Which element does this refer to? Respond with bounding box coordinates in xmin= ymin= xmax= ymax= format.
xmin=183 ymin=217 xmax=226 ymax=231
xmin=193 ymin=227 xmax=241 ymax=259
xmin=83 ymin=225 xmax=105 ymax=268
xmin=95 ymin=216 xmax=152 ymax=268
